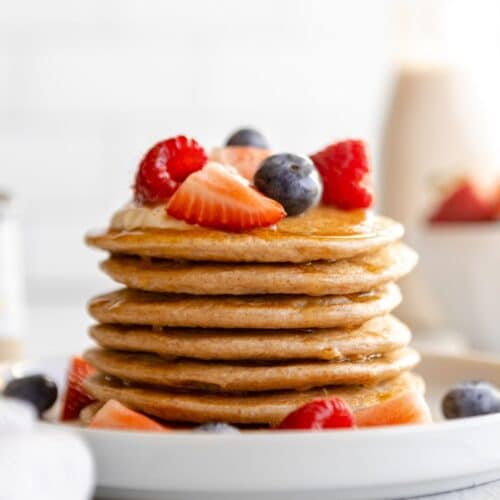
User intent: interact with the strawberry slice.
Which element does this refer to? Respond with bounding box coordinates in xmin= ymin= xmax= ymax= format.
xmin=209 ymin=146 xmax=271 ymax=181
xmin=166 ymin=162 xmax=285 ymax=231
xmin=89 ymin=399 xmax=168 ymax=432
xmin=355 ymin=391 xmax=432 ymax=427
xmin=60 ymin=356 xmax=96 ymax=421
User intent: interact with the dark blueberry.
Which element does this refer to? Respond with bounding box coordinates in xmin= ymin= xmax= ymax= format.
xmin=4 ymin=374 xmax=58 ymax=416
xmin=254 ymin=153 xmax=322 ymax=216
xmin=225 ymin=128 xmax=269 ymax=149
xmin=194 ymin=422 xmax=240 ymax=434
xmin=442 ymin=380 xmax=500 ymax=419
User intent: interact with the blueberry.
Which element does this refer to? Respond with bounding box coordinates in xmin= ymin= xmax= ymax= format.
xmin=4 ymin=374 xmax=58 ymax=416
xmin=225 ymin=128 xmax=269 ymax=149
xmin=194 ymin=422 xmax=240 ymax=434
xmin=254 ymin=153 xmax=322 ymax=216
xmin=442 ymin=380 xmax=500 ymax=419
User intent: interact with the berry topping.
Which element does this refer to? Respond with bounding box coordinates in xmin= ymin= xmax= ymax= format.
xmin=278 ymin=397 xmax=355 ymax=430
xmin=254 ymin=153 xmax=322 ymax=216
xmin=355 ymin=391 xmax=432 ymax=427
xmin=442 ymin=381 xmax=500 ymax=419
xmin=166 ymin=162 xmax=285 ymax=231
xmin=210 ymin=146 xmax=270 ymax=181
xmin=134 ymin=136 xmax=207 ymax=205
xmin=60 ymin=356 xmax=96 ymax=421
xmin=194 ymin=422 xmax=240 ymax=434
xmin=89 ymin=399 xmax=168 ymax=432
xmin=311 ymin=139 xmax=373 ymax=210
xmin=225 ymin=128 xmax=269 ymax=149
xmin=3 ymin=374 xmax=58 ymax=417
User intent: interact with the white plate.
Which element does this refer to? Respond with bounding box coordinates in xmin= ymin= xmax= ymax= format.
xmin=3 ymin=351 xmax=500 ymax=500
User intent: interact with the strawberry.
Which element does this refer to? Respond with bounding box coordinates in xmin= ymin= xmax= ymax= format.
xmin=355 ymin=391 xmax=432 ymax=427
xmin=89 ymin=399 xmax=168 ymax=432
xmin=430 ymin=179 xmax=499 ymax=222
xmin=310 ymin=139 xmax=373 ymax=210
xmin=134 ymin=136 xmax=207 ymax=205
xmin=209 ymin=146 xmax=271 ymax=181
xmin=60 ymin=356 xmax=96 ymax=421
xmin=277 ymin=397 xmax=355 ymax=430
xmin=166 ymin=162 xmax=285 ymax=231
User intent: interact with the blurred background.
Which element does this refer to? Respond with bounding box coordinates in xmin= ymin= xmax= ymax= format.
xmin=3 ymin=0 xmax=500 ymax=358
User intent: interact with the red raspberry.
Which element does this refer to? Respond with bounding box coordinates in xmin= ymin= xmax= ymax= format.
xmin=311 ymin=139 xmax=373 ymax=210
xmin=277 ymin=397 xmax=355 ymax=430
xmin=134 ymin=136 xmax=207 ymax=205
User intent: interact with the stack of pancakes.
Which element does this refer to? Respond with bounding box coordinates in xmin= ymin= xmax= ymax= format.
xmin=84 ymin=207 xmax=421 ymax=426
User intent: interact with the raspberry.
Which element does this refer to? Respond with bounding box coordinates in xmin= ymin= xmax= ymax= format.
xmin=311 ymin=139 xmax=373 ymax=210
xmin=134 ymin=136 xmax=207 ymax=205
xmin=277 ymin=397 xmax=355 ymax=430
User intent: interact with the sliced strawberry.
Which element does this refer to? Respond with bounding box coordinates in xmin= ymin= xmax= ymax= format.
xmin=209 ymin=146 xmax=271 ymax=181
xmin=311 ymin=139 xmax=373 ymax=210
xmin=134 ymin=136 xmax=207 ymax=205
xmin=60 ymin=356 xmax=96 ymax=421
xmin=166 ymin=162 xmax=285 ymax=231
xmin=89 ymin=399 xmax=168 ymax=432
xmin=430 ymin=179 xmax=498 ymax=222
xmin=355 ymin=391 xmax=432 ymax=427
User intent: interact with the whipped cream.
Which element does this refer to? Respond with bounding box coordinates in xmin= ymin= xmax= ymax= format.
xmin=110 ymin=202 xmax=196 ymax=231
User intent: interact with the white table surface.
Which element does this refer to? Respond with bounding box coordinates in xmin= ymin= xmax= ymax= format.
xmin=18 ymin=305 xmax=500 ymax=500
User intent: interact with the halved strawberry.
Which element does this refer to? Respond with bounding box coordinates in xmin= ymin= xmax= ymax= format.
xmin=60 ymin=356 xmax=96 ymax=421
xmin=355 ymin=391 xmax=432 ymax=427
xmin=430 ymin=178 xmax=499 ymax=222
xmin=210 ymin=146 xmax=271 ymax=181
xmin=89 ymin=399 xmax=168 ymax=432
xmin=166 ymin=162 xmax=285 ymax=231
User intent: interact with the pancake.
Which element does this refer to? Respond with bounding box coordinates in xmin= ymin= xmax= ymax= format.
xmin=83 ymin=372 xmax=424 ymax=425
xmin=86 ymin=207 xmax=404 ymax=263
xmin=100 ymin=243 xmax=417 ymax=296
xmin=88 ymin=283 xmax=401 ymax=330
xmin=89 ymin=315 xmax=411 ymax=361
xmin=84 ymin=347 xmax=419 ymax=392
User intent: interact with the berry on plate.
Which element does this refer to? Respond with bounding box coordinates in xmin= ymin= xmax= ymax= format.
xmin=194 ymin=422 xmax=240 ymax=434
xmin=277 ymin=397 xmax=355 ymax=430
xmin=225 ymin=128 xmax=269 ymax=149
xmin=429 ymin=178 xmax=499 ymax=222
xmin=311 ymin=139 xmax=373 ymax=210
xmin=134 ymin=136 xmax=207 ymax=205
xmin=254 ymin=153 xmax=322 ymax=216
xmin=442 ymin=381 xmax=500 ymax=419
xmin=166 ymin=162 xmax=285 ymax=231
xmin=89 ymin=399 xmax=167 ymax=432
xmin=210 ymin=146 xmax=270 ymax=181
xmin=3 ymin=374 xmax=58 ymax=417
xmin=60 ymin=356 xmax=96 ymax=421
xmin=355 ymin=391 xmax=432 ymax=427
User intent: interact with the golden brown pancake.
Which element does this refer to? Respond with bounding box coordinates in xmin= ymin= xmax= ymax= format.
xmin=100 ymin=243 xmax=417 ymax=296
xmin=84 ymin=347 xmax=419 ymax=392
xmin=89 ymin=315 xmax=411 ymax=361
xmin=87 ymin=284 xmax=401 ymax=330
xmin=86 ymin=207 xmax=404 ymax=263
xmin=83 ymin=372 xmax=424 ymax=424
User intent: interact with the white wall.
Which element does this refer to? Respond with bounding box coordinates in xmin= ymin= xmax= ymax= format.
xmin=8 ymin=0 xmax=493 ymax=305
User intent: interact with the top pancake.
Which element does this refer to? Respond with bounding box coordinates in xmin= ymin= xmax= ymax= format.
xmin=86 ymin=207 xmax=404 ymax=263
